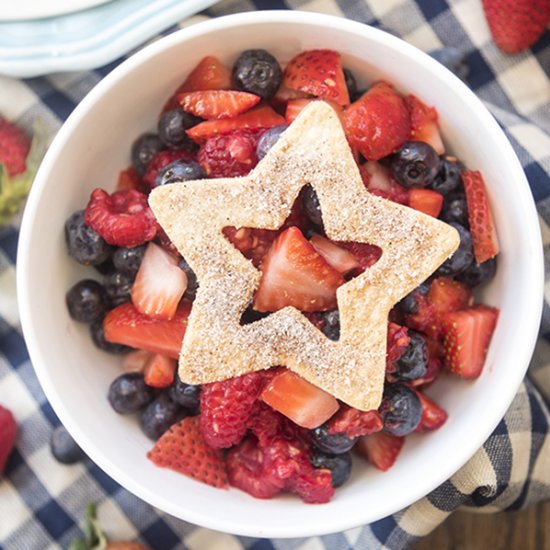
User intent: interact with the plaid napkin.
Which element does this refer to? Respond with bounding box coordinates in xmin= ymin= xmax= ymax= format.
xmin=1 ymin=0 xmax=550 ymax=548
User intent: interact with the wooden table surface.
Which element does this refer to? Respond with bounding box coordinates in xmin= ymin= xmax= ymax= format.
xmin=414 ymin=500 xmax=550 ymax=549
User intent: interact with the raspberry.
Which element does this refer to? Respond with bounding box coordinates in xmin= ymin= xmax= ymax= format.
xmin=198 ymin=130 xmax=260 ymax=178
xmin=386 ymin=322 xmax=410 ymax=373
xmin=143 ymin=149 xmax=195 ymax=189
xmin=327 ymin=405 xmax=383 ymax=438
xmin=0 ymin=404 xmax=17 ymax=474
xmin=84 ymin=188 xmax=157 ymax=248
xmin=0 ymin=117 xmax=30 ymax=177
xmin=288 ymin=467 xmax=334 ymax=504
xmin=199 ymin=371 xmax=264 ymax=449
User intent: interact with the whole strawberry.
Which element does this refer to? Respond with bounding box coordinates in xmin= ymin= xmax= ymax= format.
xmin=0 ymin=404 xmax=17 ymax=475
xmin=482 ymin=0 xmax=550 ymax=54
xmin=0 ymin=117 xmax=30 ymax=177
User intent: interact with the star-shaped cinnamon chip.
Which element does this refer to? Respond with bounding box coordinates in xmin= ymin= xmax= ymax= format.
xmin=149 ymin=102 xmax=459 ymax=411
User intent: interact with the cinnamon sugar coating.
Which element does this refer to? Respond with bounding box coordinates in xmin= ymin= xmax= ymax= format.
xmin=149 ymin=102 xmax=459 ymax=411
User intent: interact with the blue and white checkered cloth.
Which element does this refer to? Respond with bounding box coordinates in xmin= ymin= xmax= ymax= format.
xmin=2 ymin=0 xmax=550 ymax=548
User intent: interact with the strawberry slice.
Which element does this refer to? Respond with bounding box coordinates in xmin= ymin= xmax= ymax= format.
xmin=344 ymin=82 xmax=411 ymax=161
xmin=427 ymin=277 xmax=473 ymax=315
xmin=162 ymin=56 xmax=231 ymax=112
xmin=131 ymin=242 xmax=188 ymax=320
xmin=415 ymin=391 xmax=448 ymax=431
xmin=147 ymin=416 xmax=228 ymax=488
xmin=462 ymin=170 xmax=499 ymax=264
xmin=359 ymin=161 xmax=409 ymax=205
xmin=355 ymin=431 xmax=404 ymax=471
xmin=285 ymin=98 xmax=343 ymax=124
xmin=441 ymin=305 xmax=499 ymax=379
xmin=272 ymin=81 xmax=312 ymax=104
xmin=260 ymin=369 xmax=339 ymax=429
xmin=178 ymin=90 xmax=260 ymax=120
xmin=327 ymin=405 xmax=383 ymax=438
xmin=309 ymin=234 xmax=359 ymax=275
xmin=104 ymin=302 xmax=190 ymax=359
xmin=143 ymin=354 xmax=177 ymax=388
xmin=187 ymin=105 xmax=285 ymax=143
xmin=0 ymin=404 xmax=17 ymax=475
xmin=336 ymin=241 xmax=383 ymax=275
xmin=122 ymin=349 xmax=152 ymax=373
xmin=406 ymin=95 xmax=445 ymax=155
xmin=253 ymin=226 xmax=345 ymax=312
xmin=283 ymin=49 xmax=350 ymax=106
xmin=408 ymin=189 xmax=443 ymax=218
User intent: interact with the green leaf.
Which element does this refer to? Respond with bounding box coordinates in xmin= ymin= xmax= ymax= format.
xmin=69 ymin=502 xmax=108 ymax=550
xmin=0 ymin=118 xmax=49 ymax=226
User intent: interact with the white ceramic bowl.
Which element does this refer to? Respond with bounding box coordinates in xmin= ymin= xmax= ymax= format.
xmin=17 ymin=11 xmax=543 ymax=538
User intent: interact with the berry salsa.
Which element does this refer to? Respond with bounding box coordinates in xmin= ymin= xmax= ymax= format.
xmin=64 ymin=49 xmax=499 ymax=503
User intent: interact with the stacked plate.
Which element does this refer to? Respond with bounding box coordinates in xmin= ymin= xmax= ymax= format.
xmin=0 ymin=0 xmax=218 ymax=78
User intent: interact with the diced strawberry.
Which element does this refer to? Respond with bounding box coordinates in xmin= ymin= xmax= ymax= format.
xmin=187 ymin=106 xmax=286 ymax=143
xmin=359 ymin=161 xmax=410 ymax=205
xmin=178 ymin=90 xmax=260 ymax=120
xmin=143 ymin=149 xmax=195 ymax=189
xmin=336 ymin=241 xmax=383 ymax=275
xmin=462 ymin=170 xmax=499 ymax=263
xmin=198 ymin=129 xmax=260 ymax=178
xmin=147 ymin=416 xmax=228 ymax=488
xmin=344 ymin=82 xmax=411 ymax=161
xmin=283 ymin=49 xmax=350 ymax=106
xmin=408 ymin=189 xmax=444 ymax=218
xmin=143 ymin=354 xmax=177 ymax=388
xmin=328 ymin=405 xmax=383 ymax=438
xmin=0 ymin=404 xmax=17 ymax=475
xmin=253 ymin=227 xmax=345 ymax=312
xmin=309 ymin=234 xmax=360 ymax=275
xmin=427 ymin=277 xmax=473 ymax=315
xmin=285 ymin=99 xmax=343 ymax=124
xmin=0 ymin=116 xmax=30 ymax=177
xmin=131 ymin=242 xmax=188 ymax=320
xmin=200 ymin=372 xmax=265 ymax=449
xmin=122 ymin=349 xmax=152 ymax=373
xmin=386 ymin=322 xmax=411 ymax=373
xmin=415 ymin=391 xmax=448 ymax=431
xmin=116 ymin=167 xmax=147 ymax=194
xmin=355 ymin=431 xmax=404 ymax=471
xmin=406 ymin=95 xmax=445 ymax=155
xmin=104 ymin=302 xmax=190 ymax=359
xmin=84 ymin=189 xmax=157 ymax=248
xmin=226 ymin=436 xmax=286 ymax=499
xmin=161 ymin=56 xmax=231 ymax=112
xmin=441 ymin=305 xmax=499 ymax=379
xmin=260 ymin=369 xmax=339 ymax=429
xmin=272 ymin=81 xmax=311 ymax=104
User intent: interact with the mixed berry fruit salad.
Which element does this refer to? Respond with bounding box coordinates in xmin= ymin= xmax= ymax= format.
xmin=64 ymin=48 xmax=499 ymax=503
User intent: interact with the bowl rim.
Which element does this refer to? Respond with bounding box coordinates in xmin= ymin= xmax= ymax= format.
xmin=17 ymin=10 xmax=544 ymax=538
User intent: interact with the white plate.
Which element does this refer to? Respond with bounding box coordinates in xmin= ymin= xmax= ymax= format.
xmin=0 ymin=0 xmax=113 ymax=21
xmin=0 ymin=0 xmax=218 ymax=77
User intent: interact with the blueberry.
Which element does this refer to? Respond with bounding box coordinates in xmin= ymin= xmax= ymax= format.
xmin=50 ymin=425 xmax=86 ymax=464
xmin=430 ymin=158 xmax=463 ymax=196
xmin=311 ymin=451 xmax=352 ymax=488
xmin=395 ymin=331 xmax=428 ymax=381
xmin=256 ymin=125 xmax=288 ymax=160
xmin=440 ymin=192 xmax=469 ymax=227
xmin=93 ymin=258 xmax=116 ymax=276
xmin=310 ymin=424 xmax=357 ymax=454
xmin=232 ymin=49 xmax=282 ymax=99
xmin=104 ymin=271 xmax=133 ymax=307
xmin=179 ymin=256 xmax=198 ymax=300
xmin=398 ymin=282 xmax=430 ymax=314
xmin=108 ymin=373 xmax=155 ymax=414
xmin=66 ymin=279 xmax=108 ymax=324
xmin=240 ymin=303 xmax=270 ymax=325
xmin=65 ymin=210 xmax=113 ymax=266
xmin=435 ymin=222 xmax=474 ymax=276
xmin=112 ymin=245 xmax=146 ymax=277
xmin=156 ymin=160 xmax=205 ymax=187
xmin=343 ymin=68 xmax=359 ymax=102
xmin=320 ymin=310 xmax=340 ymax=341
xmin=131 ymin=133 xmax=165 ymax=177
xmin=428 ymin=47 xmax=469 ymax=82
xmin=141 ymin=394 xmax=184 ymax=440
xmin=169 ymin=377 xmax=201 ymax=413
xmin=379 ymin=383 xmax=422 ymax=436
xmin=302 ymin=185 xmax=323 ymax=227
xmin=90 ymin=319 xmax=130 ymax=354
xmin=389 ymin=141 xmax=441 ymax=188
xmin=158 ymin=109 xmax=201 ymax=150
xmin=456 ymin=257 xmax=497 ymax=288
